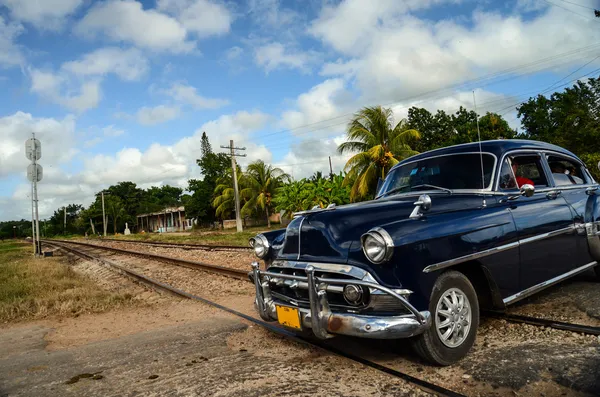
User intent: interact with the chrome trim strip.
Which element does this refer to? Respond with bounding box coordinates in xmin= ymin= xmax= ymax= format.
xmin=296 ymin=216 xmax=305 ymax=260
xmin=270 ymin=260 xmax=378 ymax=283
xmin=423 ymin=225 xmax=576 ymax=273
xmin=423 ymin=242 xmax=520 ymax=273
xmin=518 ymin=225 xmax=575 ymax=245
xmin=503 ymin=261 xmax=598 ymax=305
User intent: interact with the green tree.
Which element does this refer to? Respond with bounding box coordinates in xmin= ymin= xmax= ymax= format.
xmin=241 ymin=160 xmax=290 ymax=228
xmin=338 ymin=106 xmax=420 ymax=201
xmin=48 ymin=204 xmax=83 ymax=235
xmin=193 ymin=132 xmax=230 ymax=223
xmin=518 ymin=76 xmax=600 ymax=174
xmin=105 ymin=182 xmax=144 ymax=227
xmin=407 ymin=107 xmax=517 ymax=152
xmin=185 ymin=179 xmax=213 ymax=222
xmin=104 ymin=196 xmax=126 ymax=235
xmin=212 ymin=165 xmax=245 ymax=221
xmin=274 ymin=179 xmax=312 ymax=216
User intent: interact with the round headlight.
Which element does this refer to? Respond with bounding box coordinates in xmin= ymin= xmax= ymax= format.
xmin=249 ymin=234 xmax=269 ymax=259
xmin=361 ymin=228 xmax=394 ymax=264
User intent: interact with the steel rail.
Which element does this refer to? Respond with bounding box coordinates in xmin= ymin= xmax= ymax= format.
xmin=42 ymin=239 xmax=249 ymax=281
xmin=100 ymin=238 xmax=251 ymax=251
xmin=44 ymin=241 xmax=466 ymax=397
xmin=485 ymin=311 xmax=600 ymax=336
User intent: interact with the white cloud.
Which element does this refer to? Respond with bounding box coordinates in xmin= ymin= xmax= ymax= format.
xmin=75 ymin=0 xmax=195 ymax=53
xmin=84 ymin=137 xmax=103 ymax=148
xmin=254 ymin=42 xmax=319 ymax=73
xmin=0 ymin=0 xmax=83 ymax=30
xmin=30 ymin=69 xmax=102 ymax=112
xmin=0 ymin=16 xmax=24 ymax=68
xmin=277 ymin=136 xmax=351 ymax=179
xmin=61 ymin=47 xmax=149 ymax=81
xmin=247 ymin=0 xmax=299 ymax=29
xmin=157 ymin=0 xmax=232 ymax=38
xmin=167 ymin=82 xmax=229 ymax=109
xmin=136 ymin=105 xmax=181 ymax=125
xmin=0 ymin=112 xmax=78 ymax=179
xmin=310 ymin=1 xmax=600 ymax=105
xmin=172 ymin=110 xmax=272 ymax=168
xmin=103 ymin=125 xmax=125 ymax=137
xmin=280 ymin=78 xmax=352 ymax=135
xmin=224 ymin=46 xmax=243 ymax=61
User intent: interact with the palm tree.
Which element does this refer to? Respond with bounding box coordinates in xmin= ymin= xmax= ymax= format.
xmin=241 ymin=160 xmax=290 ymax=228
xmin=105 ymin=196 xmax=126 ymax=235
xmin=212 ymin=165 xmax=245 ymax=221
xmin=338 ymin=106 xmax=420 ymax=201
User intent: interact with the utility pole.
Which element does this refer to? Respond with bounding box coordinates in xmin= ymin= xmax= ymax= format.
xmin=26 ymin=133 xmax=42 ymax=256
xmin=329 ymin=156 xmax=333 ymax=178
xmin=101 ymin=191 xmax=107 ymax=237
xmin=220 ymin=140 xmax=246 ymax=232
xmin=30 ymin=180 xmax=36 ymax=254
xmin=63 ymin=206 xmax=67 ymax=235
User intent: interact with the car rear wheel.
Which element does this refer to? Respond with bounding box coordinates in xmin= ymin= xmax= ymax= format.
xmin=411 ymin=270 xmax=479 ymax=366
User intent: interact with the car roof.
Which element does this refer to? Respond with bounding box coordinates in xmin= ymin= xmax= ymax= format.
xmin=392 ymin=139 xmax=581 ymax=171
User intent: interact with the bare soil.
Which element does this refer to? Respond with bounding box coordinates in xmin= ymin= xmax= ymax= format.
xmin=38 ymin=242 xmax=600 ymax=396
xmin=85 ymin=239 xmax=257 ymax=272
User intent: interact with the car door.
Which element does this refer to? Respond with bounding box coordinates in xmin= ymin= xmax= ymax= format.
xmin=497 ymin=151 xmax=577 ymax=290
xmin=545 ymin=152 xmax=597 ymax=267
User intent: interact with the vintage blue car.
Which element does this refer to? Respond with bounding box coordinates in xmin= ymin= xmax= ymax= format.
xmin=249 ymin=139 xmax=600 ymax=365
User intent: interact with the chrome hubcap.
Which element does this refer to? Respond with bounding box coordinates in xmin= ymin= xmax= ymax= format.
xmin=435 ymin=287 xmax=471 ymax=348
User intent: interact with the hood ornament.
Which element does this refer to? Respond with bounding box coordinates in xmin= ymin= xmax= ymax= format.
xmin=293 ymin=203 xmax=337 ymax=217
xmin=409 ymin=194 xmax=432 ymax=219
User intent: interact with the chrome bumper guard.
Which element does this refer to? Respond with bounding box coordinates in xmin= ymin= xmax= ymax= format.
xmin=251 ymin=262 xmax=431 ymax=339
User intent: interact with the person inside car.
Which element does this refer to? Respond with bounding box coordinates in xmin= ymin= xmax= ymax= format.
xmin=511 ymin=158 xmax=534 ymax=187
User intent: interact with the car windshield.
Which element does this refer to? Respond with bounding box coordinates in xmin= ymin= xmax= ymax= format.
xmin=378 ymin=153 xmax=496 ymax=197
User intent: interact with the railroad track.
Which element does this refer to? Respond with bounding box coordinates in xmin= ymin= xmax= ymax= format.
xmin=41 ymin=239 xmax=249 ymax=280
xmin=42 ymin=239 xmax=600 ymax=338
xmin=43 ymin=239 xmax=467 ymax=397
xmin=486 ymin=311 xmax=600 ymax=336
xmin=101 ymin=238 xmax=250 ymax=251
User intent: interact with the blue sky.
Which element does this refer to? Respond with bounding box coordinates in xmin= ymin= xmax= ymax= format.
xmin=0 ymin=0 xmax=599 ymax=220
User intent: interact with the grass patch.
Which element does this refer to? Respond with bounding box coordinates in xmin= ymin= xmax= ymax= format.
xmin=0 ymin=245 xmax=136 ymax=323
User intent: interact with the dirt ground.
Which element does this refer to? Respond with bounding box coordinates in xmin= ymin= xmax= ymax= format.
xmin=0 ymin=252 xmax=427 ymax=397
xmin=7 ymin=243 xmax=600 ymax=397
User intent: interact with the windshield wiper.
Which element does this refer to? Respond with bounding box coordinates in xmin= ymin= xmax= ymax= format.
xmin=379 ymin=184 xmax=410 ymax=198
xmin=410 ymin=184 xmax=453 ymax=194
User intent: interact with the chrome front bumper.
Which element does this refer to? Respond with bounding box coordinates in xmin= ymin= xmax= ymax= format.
xmin=251 ymin=262 xmax=431 ymax=339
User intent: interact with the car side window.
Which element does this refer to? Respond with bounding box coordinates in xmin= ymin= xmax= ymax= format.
xmin=498 ymin=159 xmax=517 ymax=190
xmin=547 ymin=155 xmax=587 ymax=186
xmin=508 ymin=154 xmax=548 ymax=188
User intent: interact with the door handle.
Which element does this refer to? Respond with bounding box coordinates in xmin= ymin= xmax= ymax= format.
xmin=546 ymin=190 xmax=561 ymax=199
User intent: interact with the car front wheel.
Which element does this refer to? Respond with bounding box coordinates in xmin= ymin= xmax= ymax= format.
xmin=411 ymin=270 xmax=479 ymax=366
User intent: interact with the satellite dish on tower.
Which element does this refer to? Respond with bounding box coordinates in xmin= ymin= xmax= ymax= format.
xmin=25 ymin=138 xmax=41 ymax=161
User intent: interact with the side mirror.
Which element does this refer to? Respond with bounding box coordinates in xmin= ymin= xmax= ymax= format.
xmin=507 ymin=184 xmax=535 ymax=201
xmin=520 ymin=184 xmax=535 ymax=197
xmin=409 ymin=194 xmax=432 ymax=219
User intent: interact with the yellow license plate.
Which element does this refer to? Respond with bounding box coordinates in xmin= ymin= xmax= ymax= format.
xmin=275 ymin=305 xmax=302 ymax=330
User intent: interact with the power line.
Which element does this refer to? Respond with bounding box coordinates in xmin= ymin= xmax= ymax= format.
xmin=539 ymin=0 xmax=599 ymax=20
xmin=249 ymin=42 xmax=600 ymax=141
xmin=552 ymin=0 xmax=597 ymax=10
xmin=504 ymin=66 xmax=600 ymax=125
xmin=496 ymin=62 xmax=600 ymax=117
